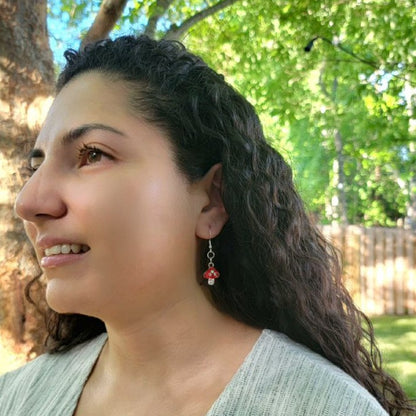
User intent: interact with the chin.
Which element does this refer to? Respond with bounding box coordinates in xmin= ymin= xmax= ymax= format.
xmin=45 ymin=280 xmax=87 ymax=315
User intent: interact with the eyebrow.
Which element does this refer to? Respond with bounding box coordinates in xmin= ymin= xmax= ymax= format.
xmin=61 ymin=123 xmax=126 ymax=145
xmin=27 ymin=123 xmax=126 ymax=161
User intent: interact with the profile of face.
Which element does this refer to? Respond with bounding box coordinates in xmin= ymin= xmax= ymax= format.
xmin=15 ymin=72 xmax=227 ymax=323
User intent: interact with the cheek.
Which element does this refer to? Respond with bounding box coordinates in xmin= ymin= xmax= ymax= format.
xmin=73 ymin=173 xmax=195 ymax=244
xmin=63 ymin=172 xmax=199 ymax=300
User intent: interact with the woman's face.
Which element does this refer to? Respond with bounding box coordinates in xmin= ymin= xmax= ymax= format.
xmin=15 ymin=72 xmax=210 ymax=322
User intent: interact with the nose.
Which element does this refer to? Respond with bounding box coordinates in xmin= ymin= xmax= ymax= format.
xmin=15 ymin=164 xmax=67 ymax=223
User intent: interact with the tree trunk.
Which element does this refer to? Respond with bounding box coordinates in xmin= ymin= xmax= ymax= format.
xmin=319 ymin=71 xmax=348 ymax=225
xmin=0 ymin=0 xmax=54 ymax=352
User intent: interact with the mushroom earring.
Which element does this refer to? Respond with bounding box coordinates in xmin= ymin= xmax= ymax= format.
xmin=203 ymin=237 xmax=220 ymax=285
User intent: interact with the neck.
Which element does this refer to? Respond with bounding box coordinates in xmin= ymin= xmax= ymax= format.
xmin=98 ymin=289 xmax=260 ymax=384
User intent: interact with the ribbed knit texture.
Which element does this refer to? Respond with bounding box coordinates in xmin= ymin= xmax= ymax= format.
xmin=0 ymin=330 xmax=387 ymax=415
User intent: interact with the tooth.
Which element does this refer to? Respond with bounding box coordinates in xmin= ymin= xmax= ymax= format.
xmin=71 ymin=244 xmax=81 ymax=254
xmin=61 ymin=244 xmax=71 ymax=254
xmin=45 ymin=245 xmax=61 ymax=256
xmin=50 ymin=245 xmax=61 ymax=255
xmin=44 ymin=243 xmax=88 ymax=257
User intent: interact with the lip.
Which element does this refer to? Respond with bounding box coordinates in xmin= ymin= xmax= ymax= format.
xmin=36 ymin=236 xmax=85 ymax=251
xmin=36 ymin=236 xmax=90 ymax=268
xmin=40 ymin=252 xmax=88 ymax=268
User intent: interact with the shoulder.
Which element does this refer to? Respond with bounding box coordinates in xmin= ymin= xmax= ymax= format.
xmin=210 ymin=329 xmax=388 ymax=416
xmin=0 ymin=333 xmax=107 ymax=416
xmin=258 ymin=330 xmax=387 ymax=415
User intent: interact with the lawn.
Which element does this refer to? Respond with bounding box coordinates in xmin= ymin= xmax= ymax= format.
xmin=371 ymin=315 xmax=416 ymax=400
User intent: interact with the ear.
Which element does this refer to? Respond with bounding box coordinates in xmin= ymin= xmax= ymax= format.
xmin=195 ymin=163 xmax=229 ymax=239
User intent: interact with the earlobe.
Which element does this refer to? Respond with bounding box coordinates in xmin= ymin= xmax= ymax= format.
xmin=196 ymin=163 xmax=229 ymax=239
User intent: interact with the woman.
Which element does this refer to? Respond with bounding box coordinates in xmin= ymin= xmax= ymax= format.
xmin=0 ymin=35 xmax=413 ymax=415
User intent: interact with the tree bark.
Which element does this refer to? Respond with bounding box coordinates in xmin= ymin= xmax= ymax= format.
xmin=80 ymin=0 xmax=128 ymax=50
xmin=0 ymin=0 xmax=54 ymax=352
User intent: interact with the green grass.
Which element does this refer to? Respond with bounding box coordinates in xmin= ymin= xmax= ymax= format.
xmin=371 ymin=315 xmax=416 ymax=400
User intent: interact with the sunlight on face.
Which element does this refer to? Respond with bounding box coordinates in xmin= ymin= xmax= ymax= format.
xmin=15 ymin=72 xmax=209 ymax=323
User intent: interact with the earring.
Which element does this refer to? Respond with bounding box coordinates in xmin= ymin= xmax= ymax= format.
xmin=203 ymin=238 xmax=220 ymax=286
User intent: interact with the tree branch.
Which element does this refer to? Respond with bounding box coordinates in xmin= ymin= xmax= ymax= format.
xmin=309 ymin=36 xmax=416 ymax=86
xmin=144 ymin=0 xmax=175 ymax=39
xmin=164 ymin=0 xmax=240 ymax=41
xmin=322 ymin=37 xmax=378 ymax=69
xmin=305 ymin=36 xmax=378 ymax=69
xmin=80 ymin=0 xmax=128 ymax=50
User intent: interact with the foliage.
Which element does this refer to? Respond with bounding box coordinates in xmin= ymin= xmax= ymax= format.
xmin=47 ymin=0 xmax=416 ymax=226
xmin=183 ymin=0 xmax=416 ymax=226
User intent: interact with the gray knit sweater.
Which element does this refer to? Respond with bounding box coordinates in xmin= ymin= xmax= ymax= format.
xmin=0 ymin=329 xmax=387 ymax=415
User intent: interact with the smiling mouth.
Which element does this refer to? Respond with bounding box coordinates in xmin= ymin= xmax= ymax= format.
xmin=44 ymin=244 xmax=90 ymax=256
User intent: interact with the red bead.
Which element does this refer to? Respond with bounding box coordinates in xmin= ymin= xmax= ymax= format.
xmin=203 ymin=266 xmax=220 ymax=280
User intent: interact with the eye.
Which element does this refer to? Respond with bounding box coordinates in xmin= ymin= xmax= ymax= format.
xmin=25 ymin=150 xmax=44 ymax=177
xmin=77 ymin=144 xmax=113 ymax=167
xmin=29 ymin=156 xmax=44 ymax=171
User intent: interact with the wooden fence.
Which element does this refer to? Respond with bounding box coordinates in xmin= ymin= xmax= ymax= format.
xmin=320 ymin=225 xmax=416 ymax=316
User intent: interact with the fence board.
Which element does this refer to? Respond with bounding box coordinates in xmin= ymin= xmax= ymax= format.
xmin=320 ymin=225 xmax=416 ymax=316
xmin=395 ymin=229 xmax=405 ymax=314
xmin=406 ymin=232 xmax=415 ymax=314
xmin=385 ymin=230 xmax=395 ymax=315
xmin=374 ymin=228 xmax=384 ymax=315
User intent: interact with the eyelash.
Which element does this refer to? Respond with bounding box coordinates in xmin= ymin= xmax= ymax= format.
xmin=76 ymin=143 xmax=113 ymax=167
xmin=24 ymin=165 xmax=36 ymax=176
xmin=24 ymin=143 xmax=113 ymax=177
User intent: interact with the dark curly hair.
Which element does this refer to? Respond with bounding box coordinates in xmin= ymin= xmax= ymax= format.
xmin=26 ymin=35 xmax=414 ymax=415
